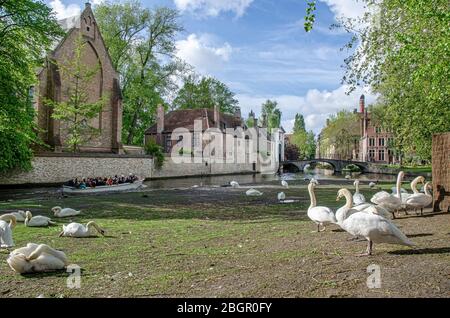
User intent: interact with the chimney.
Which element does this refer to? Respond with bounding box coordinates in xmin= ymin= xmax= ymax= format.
xmin=359 ymin=95 xmax=365 ymax=113
xmin=213 ymin=105 xmax=220 ymax=128
xmin=157 ymin=104 xmax=164 ymax=134
xmin=234 ymin=107 xmax=241 ymax=119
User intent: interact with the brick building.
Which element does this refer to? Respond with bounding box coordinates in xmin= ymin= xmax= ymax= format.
xmin=358 ymin=95 xmax=397 ymax=163
xmin=34 ymin=2 xmax=123 ymax=153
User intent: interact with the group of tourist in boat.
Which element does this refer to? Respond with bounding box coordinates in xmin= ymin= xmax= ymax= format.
xmin=65 ymin=174 xmax=139 ymax=189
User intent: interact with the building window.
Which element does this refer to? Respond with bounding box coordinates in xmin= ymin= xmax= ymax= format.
xmin=376 ymin=127 xmax=382 ymax=134
xmin=165 ymin=134 xmax=172 ymax=153
xmin=379 ymin=138 xmax=385 ymax=147
xmin=369 ymin=149 xmax=375 ymax=161
xmin=369 ymin=138 xmax=375 ymax=147
xmin=378 ymin=149 xmax=385 ymax=161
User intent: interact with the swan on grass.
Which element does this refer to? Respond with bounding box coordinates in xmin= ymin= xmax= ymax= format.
xmin=0 ymin=214 xmax=16 ymax=248
xmin=307 ymin=180 xmax=336 ymax=232
xmin=3 ymin=210 xmax=26 ymax=222
xmin=369 ymin=182 xmax=377 ymax=189
xmin=370 ymin=171 xmax=405 ymax=218
xmin=277 ymin=192 xmax=286 ymax=202
xmin=59 ymin=221 xmax=105 ymax=238
xmin=352 ymin=180 xmax=366 ymax=206
xmin=24 ymin=211 xmax=56 ymax=227
xmin=7 ymin=243 xmax=68 ymax=274
xmin=281 ymin=180 xmax=289 ymax=188
xmin=230 ymin=181 xmax=239 ymax=188
xmin=52 ymin=207 xmax=81 ymax=218
xmin=405 ymin=182 xmax=433 ymax=215
xmin=246 ymin=188 xmax=263 ymax=196
xmin=336 ymin=189 xmax=415 ymax=256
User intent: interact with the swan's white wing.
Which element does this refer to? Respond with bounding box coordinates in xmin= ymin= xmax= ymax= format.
xmin=405 ymin=194 xmax=433 ymax=207
xmin=370 ymin=191 xmax=390 ymax=204
xmin=308 ymin=206 xmax=336 ymax=224
xmin=353 ymin=193 xmax=366 ymax=205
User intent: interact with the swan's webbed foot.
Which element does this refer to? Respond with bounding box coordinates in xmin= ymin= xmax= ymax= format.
xmin=357 ymin=240 xmax=373 ymax=256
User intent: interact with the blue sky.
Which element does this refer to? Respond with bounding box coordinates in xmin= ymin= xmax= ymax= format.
xmin=47 ymin=0 xmax=375 ymax=133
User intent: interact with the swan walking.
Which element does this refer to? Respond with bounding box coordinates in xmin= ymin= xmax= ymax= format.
xmin=281 ymin=180 xmax=289 ymax=188
xmin=277 ymin=192 xmax=286 ymax=202
xmin=59 ymin=221 xmax=105 ymax=238
xmin=405 ymin=182 xmax=433 ymax=215
xmin=371 ymin=171 xmax=405 ymax=218
xmin=24 ymin=211 xmax=56 ymax=227
xmin=246 ymin=188 xmax=263 ymax=196
xmin=52 ymin=206 xmax=81 ymax=218
xmin=336 ymin=189 xmax=415 ymax=256
xmin=353 ymin=180 xmax=366 ymax=206
xmin=230 ymin=181 xmax=239 ymax=188
xmin=0 ymin=214 xmax=16 ymax=248
xmin=307 ymin=180 xmax=336 ymax=232
xmin=7 ymin=243 xmax=68 ymax=274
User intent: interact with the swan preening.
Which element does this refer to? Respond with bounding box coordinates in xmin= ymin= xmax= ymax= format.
xmin=246 ymin=188 xmax=263 ymax=196
xmin=336 ymin=188 xmax=415 ymax=256
xmin=230 ymin=181 xmax=240 ymax=188
xmin=0 ymin=214 xmax=16 ymax=248
xmin=24 ymin=211 xmax=56 ymax=227
xmin=307 ymin=180 xmax=336 ymax=232
xmin=59 ymin=221 xmax=105 ymax=238
xmin=52 ymin=207 xmax=81 ymax=218
xmin=405 ymin=182 xmax=433 ymax=215
xmin=7 ymin=243 xmax=68 ymax=274
xmin=281 ymin=180 xmax=289 ymax=188
xmin=352 ymin=180 xmax=366 ymax=206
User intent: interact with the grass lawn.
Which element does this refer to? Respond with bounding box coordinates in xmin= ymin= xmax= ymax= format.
xmin=0 ymin=180 xmax=448 ymax=298
xmin=383 ymin=165 xmax=432 ymax=173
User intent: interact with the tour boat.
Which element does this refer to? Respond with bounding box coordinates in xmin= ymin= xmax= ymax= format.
xmin=62 ymin=180 xmax=146 ymax=194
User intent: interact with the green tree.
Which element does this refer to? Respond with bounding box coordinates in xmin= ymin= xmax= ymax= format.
xmin=293 ymin=113 xmax=306 ymax=133
xmin=45 ymin=36 xmax=105 ymax=152
xmin=0 ymin=0 xmax=63 ymax=173
xmin=260 ymin=100 xmax=281 ymax=130
xmin=173 ymin=74 xmax=239 ymax=114
xmin=95 ymin=1 xmax=185 ymax=145
xmin=291 ymin=113 xmax=316 ymax=159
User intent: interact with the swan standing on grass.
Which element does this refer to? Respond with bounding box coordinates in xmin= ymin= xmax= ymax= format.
xmin=24 ymin=211 xmax=56 ymax=227
xmin=246 ymin=188 xmax=263 ymax=196
xmin=405 ymin=182 xmax=433 ymax=215
xmin=353 ymin=180 xmax=366 ymax=206
xmin=0 ymin=214 xmax=16 ymax=248
xmin=52 ymin=206 xmax=81 ymax=218
xmin=59 ymin=221 xmax=105 ymax=238
xmin=371 ymin=171 xmax=405 ymax=219
xmin=230 ymin=181 xmax=239 ymax=188
xmin=307 ymin=180 xmax=336 ymax=232
xmin=7 ymin=243 xmax=68 ymax=274
xmin=336 ymin=189 xmax=415 ymax=256
xmin=281 ymin=180 xmax=289 ymax=188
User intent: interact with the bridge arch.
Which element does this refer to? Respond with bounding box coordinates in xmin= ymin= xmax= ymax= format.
xmin=281 ymin=159 xmax=369 ymax=173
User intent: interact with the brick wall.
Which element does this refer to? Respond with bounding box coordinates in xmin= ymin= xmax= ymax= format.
xmin=432 ymin=133 xmax=450 ymax=212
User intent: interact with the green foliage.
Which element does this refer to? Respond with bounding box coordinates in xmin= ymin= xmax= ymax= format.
xmin=46 ymin=35 xmax=105 ymax=152
xmin=260 ymin=100 xmax=281 ymax=130
xmin=145 ymin=139 xmax=165 ymax=169
xmin=290 ymin=113 xmax=316 ymax=159
xmin=95 ymin=1 xmax=185 ymax=146
xmin=344 ymin=164 xmax=361 ymax=172
xmin=341 ymin=0 xmax=450 ymax=160
xmin=293 ymin=114 xmax=306 ymax=133
xmin=173 ymin=74 xmax=239 ymax=114
xmin=304 ymin=0 xmax=316 ymax=32
xmin=0 ymin=0 xmax=63 ymax=173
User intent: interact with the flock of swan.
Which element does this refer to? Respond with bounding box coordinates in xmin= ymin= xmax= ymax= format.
xmin=307 ymin=171 xmax=432 ymax=256
xmin=0 ymin=206 xmax=105 ymax=274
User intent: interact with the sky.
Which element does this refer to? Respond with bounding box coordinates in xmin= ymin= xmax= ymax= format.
xmin=46 ymin=0 xmax=376 ymax=134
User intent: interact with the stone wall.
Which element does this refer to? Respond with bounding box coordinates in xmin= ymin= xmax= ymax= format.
xmin=0 ymin=154 xmax=153 ymax=186
xmin=432 ymin=133 xmax=450 ymax=212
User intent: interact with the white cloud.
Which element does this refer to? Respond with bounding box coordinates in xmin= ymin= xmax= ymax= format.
xmin=236 ymin=85 xmax=377 ymax=134
xmin=176 ymin=33 xmax=233 ymax=74
xmin=50 ymin=0 xmax=81 ymax=20
xmin=320 ymin=0 xmax=367 ymax=21
xmin=174 ymin=0 xmax=254 ymax=17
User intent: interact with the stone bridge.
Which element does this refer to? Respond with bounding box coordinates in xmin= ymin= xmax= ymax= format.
xmin=281 ymin=159 xmax=370 ymax=173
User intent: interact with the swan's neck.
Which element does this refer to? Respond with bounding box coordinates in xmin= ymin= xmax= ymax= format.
xmin=395 ymin=172 xmax=403 ymax=199
xmin=343 ymin=189 xmax=353 ymax=209
xmin=86 ymin=221 xmax=100 ymax=234
xmin=411 ymin=177 xmax=421 ymax=194
xmin=355 ymin=181 xmax=360 ymax=194
xmin=424 ymin=183 xmax=431 ymax=197
xmin=308 ymin=184 xmax=316 ymax=209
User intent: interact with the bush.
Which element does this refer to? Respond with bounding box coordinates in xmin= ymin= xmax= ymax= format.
xmin=344 ymin=164 xmax=361 ymax=172
xmin=145 ymin=140 xmax=165 ymax=169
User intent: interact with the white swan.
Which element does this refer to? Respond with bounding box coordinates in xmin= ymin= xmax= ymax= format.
xmin=0 ymin=214 xmax=16 ymax=248
xmin=281 ymin=180 xmax=289 ymax=188
xmin=371 ymin=171 xmax=405 ymax=218
xmin=246 ymin=188 xmax=263 ymax=196
xmin=405 ymin=182 xmax=433 ymax=215
xmin=230 ymin=181 xmax=239 ymax=188
xmin=345 ymin=175 xmax=351 ymax=180
xmin=277 ymin=192 xmax=286 ymax=201
xmin=4 ymin=210 xmax=26 ymax=222
xmin=307 ymin=181 xmax=336 ymax=232
xmin=353 ymin=180 xmax=366 ymax=206
xmin=59 ymin=221 xmax=105 ymax=238
xmin=24 ymin=211 xmax=56 ymax=227
xmin=369 ymin=182 xmax=377 ymax=189
xmin=336 ymin=197 xmax=415 ymax=256
xmin=52 ymin=206 xmax=81 ymax=218
xmin=7 ymin=243 xmax=68 ymax=274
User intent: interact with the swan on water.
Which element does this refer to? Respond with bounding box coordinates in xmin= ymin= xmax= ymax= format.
xmin=230 ymin=181 xmax=240 ymax=188
xmin=246 ymin=189 xmax=263 ymax=196
xmin=281 ymin=180 xmax=289 ymax=188
xmin=7 ymin=243 xmax=68 ymax=274
xmin=24 ymin=211 xmax=56 ymax=227
xmin=370 ymin=171 xmax=405 ymax=218
xmin=307 ymin=181 xmax=336 ymax=232
xmin=59 ymin=221 xmax=105 ymax=238
xmin=405 ymin=182 xmax=433 ymax=215
xmin=352 ymin=180 xmax=366 ymax=206
xmin=336 ymin=189 xmax=415 ymax=256
xmin=52 ymin=207 xmax=81 ymax=218
xmin=0 ymin=214 xmax=16 ymax=248
xmin=277 ymin=192 xmax=286 ymax=201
